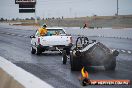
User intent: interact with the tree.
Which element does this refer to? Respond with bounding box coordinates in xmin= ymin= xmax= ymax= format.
xmin=25 ymin=18 xmax=30 ymax=20
xmin=52 ymin=17 xmax=55 ymax=19
xmin=37 ymin=16 xmax=40 ymax=20
xmin=31 ymin=17 xmax=35 ymax=20
xmin=12 ymin=18 xmax=15 ymax=21
xmin=16 ymin=17 xmax=20 ymax=20
xmin=62 ymin=16 xmax=64 ymax=19
xmin=0 ymin=18 xmax=4 ymax=21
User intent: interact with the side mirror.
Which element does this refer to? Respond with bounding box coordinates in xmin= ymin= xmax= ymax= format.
xmin=30 ymin=35 xmax=35 ymax=38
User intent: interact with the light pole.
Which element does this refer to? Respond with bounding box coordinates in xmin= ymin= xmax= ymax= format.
xmin=34 ymin=0 xmax=38 ymax=24
xmin=117 ymin=0 xmax=119 ymax=16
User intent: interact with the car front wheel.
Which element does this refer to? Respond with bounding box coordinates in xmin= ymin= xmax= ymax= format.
xmin=62 ymin=50 xmax=67 ymax=64
xmin=31 ymin=47 xmax=36 ymax=54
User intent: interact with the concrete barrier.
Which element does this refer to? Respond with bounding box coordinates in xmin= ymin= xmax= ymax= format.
xmin=0 ymin=56 xmax=54 ymax=88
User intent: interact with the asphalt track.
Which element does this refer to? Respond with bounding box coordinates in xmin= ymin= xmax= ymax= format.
xmin=0 ymin=25 xmax=132 ymax=88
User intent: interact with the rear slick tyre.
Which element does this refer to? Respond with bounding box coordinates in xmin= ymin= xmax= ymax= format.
xmin=104 ymin=58 xmax=116 ymax=71
xmin=70 ymin=51 xmax=82 ymax=71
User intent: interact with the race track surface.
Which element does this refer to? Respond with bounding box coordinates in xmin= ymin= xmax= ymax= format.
xmin=0 ymin=25 xmax=132 ymax=88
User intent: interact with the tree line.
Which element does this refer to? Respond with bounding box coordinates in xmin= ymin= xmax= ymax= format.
xmin=0 ymin=16 xmax=64 ymax=21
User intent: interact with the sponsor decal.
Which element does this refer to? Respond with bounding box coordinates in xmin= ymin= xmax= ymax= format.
xmin=79 ymin=67 xmax=130 ymax=86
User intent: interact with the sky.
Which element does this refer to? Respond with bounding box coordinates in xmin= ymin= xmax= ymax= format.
xmin=0 ymin=0 xmax=132 ymax=19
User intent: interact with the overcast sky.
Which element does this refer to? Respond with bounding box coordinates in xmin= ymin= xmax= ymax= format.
xmin=0 ymin=0 xmax=132 ymax=19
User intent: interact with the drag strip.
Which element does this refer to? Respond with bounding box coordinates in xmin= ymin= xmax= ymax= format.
xmin=0 ymin=31 xmax=29 ymax=38
xmin=0 ymin=26 xmax=132 ymax=88
xmin=0 ymin=30 xmax=132 ymax=55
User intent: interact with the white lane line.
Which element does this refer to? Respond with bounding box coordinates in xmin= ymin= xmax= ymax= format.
xmin=5 ymin=33 xmax=11 ymax=35
xmin=11 ymin=34 xmax=16 ymax=36
xmin=24 ymin=36 xmax=28 ymax=38
xmin=113 ymin=49 xmax=131 ymax=54
xmin=121 ymin=50 xmax=126 ymax=53
xmin=17 ymin=35 xmax=23 ymax=37
xmin=127 ymin=51 xmax=131 ymax=54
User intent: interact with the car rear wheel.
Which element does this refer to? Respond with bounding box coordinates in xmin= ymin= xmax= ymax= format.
xmin=70 ymin=51 xmax=82 ymax=71
xmin=104 ymin=57 xmax=116 ymax=71
xmin=36 ymin=46 xmax=42 ymax=55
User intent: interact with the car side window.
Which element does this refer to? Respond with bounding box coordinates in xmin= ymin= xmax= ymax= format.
xmin=47 ymin=29 xmax=65 ymax=35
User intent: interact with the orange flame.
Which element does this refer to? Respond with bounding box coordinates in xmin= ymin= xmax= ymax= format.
xmin=81 ymin=67 xmax=88 ymax=78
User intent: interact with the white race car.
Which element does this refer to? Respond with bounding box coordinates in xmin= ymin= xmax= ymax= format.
xmin=30 ymin=27 xmax=73 ymax=55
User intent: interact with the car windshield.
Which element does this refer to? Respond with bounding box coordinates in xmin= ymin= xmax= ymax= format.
xmin=47 ymin=29 xmax=66 ymax=35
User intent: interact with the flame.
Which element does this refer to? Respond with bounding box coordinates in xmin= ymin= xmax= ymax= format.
xmin=81 ymin=67 xmax=88 ymax=78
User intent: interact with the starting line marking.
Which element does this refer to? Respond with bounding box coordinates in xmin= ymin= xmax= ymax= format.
xmin=127 ymin=51 xmax=131 ymax=54
xmin=121 ymin=50 xmax=126 ymax=52
xmin=114 ymin=49 xmax=132 ymax=54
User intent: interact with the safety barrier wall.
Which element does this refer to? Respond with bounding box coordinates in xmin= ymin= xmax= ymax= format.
xmin=0 ymin=56 xmax=53 ymax=88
